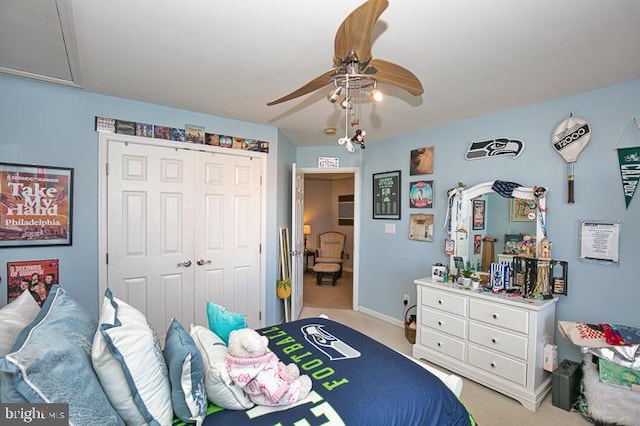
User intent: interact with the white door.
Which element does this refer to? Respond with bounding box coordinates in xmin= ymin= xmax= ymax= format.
xmin=193 ymin=152 xmax=262 ymax=328
xmin=107 ymin=141 xmax=196 ymax=340
xmin=106 ymin=140 xmax=262 ymax=339
xmin=290 ymin=163 xmax=305 ymax=320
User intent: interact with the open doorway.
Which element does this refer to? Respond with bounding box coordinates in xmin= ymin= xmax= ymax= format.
xmin=299 ymin=168 xmax=359 ymax=311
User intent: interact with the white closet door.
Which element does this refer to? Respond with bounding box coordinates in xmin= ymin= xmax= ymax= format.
xmin=106 ymin=139 xmax=263 ymax=339
xmin=193 ymin=152 xmax=262 ymax=328
xmin=107 ymin=141 xmax=196 ymax=341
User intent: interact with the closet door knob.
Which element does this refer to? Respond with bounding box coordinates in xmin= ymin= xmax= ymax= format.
xmin=438 ymin=321 xmax=443 ymax=326
xmin=491 ymin=338 xmax=497 ymax=344
xmin=492 ymin=313 xmax=498 ymax=319
xmin=197 ymin=259 xmax=212 ymax=266
xmin=177 ymin=260 xmax=192 ymax=267
xmin=490 ymin=362 xmax=496 ymax=368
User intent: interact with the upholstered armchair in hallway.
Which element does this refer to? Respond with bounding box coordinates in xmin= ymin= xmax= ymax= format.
xmin=315 ymin=232 xmax=346 ymax=278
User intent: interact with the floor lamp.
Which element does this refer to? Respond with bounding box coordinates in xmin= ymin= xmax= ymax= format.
xmin=303 ymin=225 xmax=311 ymax=250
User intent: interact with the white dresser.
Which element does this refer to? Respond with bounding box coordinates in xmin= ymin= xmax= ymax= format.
xmin=412 ymin=277 xmax=557 ymax=411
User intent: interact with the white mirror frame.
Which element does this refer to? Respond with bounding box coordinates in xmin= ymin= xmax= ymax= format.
xmin=449 ymin=181 xmax=547 ymax=271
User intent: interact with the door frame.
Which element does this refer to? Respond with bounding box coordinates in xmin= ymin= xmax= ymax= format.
xmin=97 ymin=133 xmax=268 ymax=324
xmin=299 ymin=166 xmax=360 ymax=311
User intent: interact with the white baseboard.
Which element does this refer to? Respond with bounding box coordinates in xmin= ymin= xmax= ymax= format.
xmin=357 ymin=305 xmax=404 ymax=328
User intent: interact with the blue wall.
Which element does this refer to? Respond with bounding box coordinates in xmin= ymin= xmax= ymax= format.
xmin=298 ymin=79 xmax=640 ymax=362
xmin=2 ymin=73 xmax=638 ymax=362
xmin=0 ymin=75 xmax=285 ymax=326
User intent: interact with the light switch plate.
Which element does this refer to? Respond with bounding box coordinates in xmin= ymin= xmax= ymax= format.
xmin=384 ymin=223 xmax=396 ymax=234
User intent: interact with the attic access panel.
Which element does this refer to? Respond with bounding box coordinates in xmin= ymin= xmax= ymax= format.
xmin=0 ymin=0 xmax=79 ymax=86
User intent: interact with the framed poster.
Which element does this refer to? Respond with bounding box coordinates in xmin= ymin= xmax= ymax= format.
xmin=409 ymin=213 xmax=434 ymax=242
xmin=579 ymin=221 xmax=620 ymax=263
xmin=0 ymin=163 xmax=73 ymax=247
xmin=7 ymin=259 xmax=59 ymax=305
xmin=409 ymin=180 xmax=433 ymax=208
xmin=472 ymin=199 xmax=485 ymax=230
xmin=373 ymin=170 xmax=401 ymax=220
xmin=510 ymin=198 xmax=536 ymax=222
xmin=409 ymin=147 xmax=434 ymax=175
xmin=473 ymin=234 xmax=481 ymax=254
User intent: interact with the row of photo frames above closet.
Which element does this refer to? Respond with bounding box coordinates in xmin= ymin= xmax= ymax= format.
xmin=94 ymin=116 xmax=269 ymax=153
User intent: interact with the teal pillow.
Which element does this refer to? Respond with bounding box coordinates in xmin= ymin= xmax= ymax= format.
xmin=164 ymin=319 xmax=207 ymax=423
xmin=206 ymin=303 xmax=246 ymax=344
xmin=0 ymin=285 xmax=124 ymax=425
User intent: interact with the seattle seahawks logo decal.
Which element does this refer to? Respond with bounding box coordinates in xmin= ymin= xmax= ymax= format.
xmin=301 ymin=324 xmax=361 ymax=360
xmin=465 ymin=138 xmax=524 ymax=160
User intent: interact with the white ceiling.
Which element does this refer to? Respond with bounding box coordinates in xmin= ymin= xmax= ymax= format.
xmin=2 ymin=0 xmax=640 ymax=147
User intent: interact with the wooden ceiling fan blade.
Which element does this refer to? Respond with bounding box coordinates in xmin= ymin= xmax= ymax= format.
xmin=334 ymin=0 xmax=388 ymax=66
xmin=370 ymin=59 xmax=423 ymax=96
xmin=267 ymin=69 xmax=337 ymax=106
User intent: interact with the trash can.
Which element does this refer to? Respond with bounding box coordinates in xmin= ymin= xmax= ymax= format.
xmin=552 ymin=359 xmax=582 ymax=411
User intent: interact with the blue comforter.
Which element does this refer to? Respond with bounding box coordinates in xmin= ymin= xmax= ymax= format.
xmin=202 ymin=317 xmax=475 ymax=425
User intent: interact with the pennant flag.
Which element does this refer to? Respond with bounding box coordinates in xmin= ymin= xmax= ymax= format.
xmin=617 ymin=146 xmax=640 ymax=208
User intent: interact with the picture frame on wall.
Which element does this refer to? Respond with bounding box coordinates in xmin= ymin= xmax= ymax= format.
xmin=0 ymin=162 xmax=73 ymax=247
xmin=472 ymin=199 xmax=485 ymax=230
xmin=373 ymin=170 xmax=401 ymax=220
xmin=409 ymin=147 xmax=434 ymax=175
xmin=6 ymin=259 xmax=60 ymax=305
xmin=510 ymin=198 xmax=536 ymax=222
xmin=409 ymin=180 xmax=433 ymax=208
xmin=409 ymin=213 xmax=434 ymax=242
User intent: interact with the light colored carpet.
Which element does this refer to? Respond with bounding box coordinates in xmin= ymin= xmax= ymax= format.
xmin=302 ymin=270 xmax=352 ymax=309
xmin=299 ymin=307 xmax=590 ymax=426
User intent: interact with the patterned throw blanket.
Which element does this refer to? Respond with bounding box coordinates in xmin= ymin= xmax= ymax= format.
xmin=558 ymin=321 xmax=640 ymax=347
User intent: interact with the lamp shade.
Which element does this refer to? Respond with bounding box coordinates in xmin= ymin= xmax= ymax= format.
xmin=303 ymin=225 xmax=311 ymax=235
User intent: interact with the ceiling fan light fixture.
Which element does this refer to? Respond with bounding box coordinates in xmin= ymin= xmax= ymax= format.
xmin=327 ymin=86 xmax=343 ymax=103
xmin=340 ymin=96 xmax=351 ymax=109
xmin=370 ymin=88 xmax=383 ymax=103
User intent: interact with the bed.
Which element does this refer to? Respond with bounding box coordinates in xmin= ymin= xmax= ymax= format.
xmin=1 ymin=287 xmax=474 ymax=425
xmin=200 ymin=317 xmax=475 ymax=425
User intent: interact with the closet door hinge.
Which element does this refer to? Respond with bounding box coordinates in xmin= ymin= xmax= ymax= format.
xmin=259 ymin=311 xmax=262 ymax=321
xmin=105 ymin=253 xmax=109 ymax=265
xmin=105 ymin=163 xmax=109 ymax=175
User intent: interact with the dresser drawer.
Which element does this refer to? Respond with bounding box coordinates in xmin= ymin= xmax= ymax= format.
xmin=421 ymin=287 xmax=467 ymax=316
xmin=468 ymin=322 xmax=528 ymax=360
xmin=421 ymin=307 xmax=466 ymax=339
xmin=468 ymin=344 xmax=527 ymax=386
xmin=469 ymin=299 xmax=529 ymax=334
xmin=419 ymin=328 xmax=466 ymax=361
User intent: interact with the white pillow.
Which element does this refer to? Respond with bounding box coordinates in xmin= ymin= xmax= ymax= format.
xmin=0 ymin=291 xmax=40 ymax=394
xmin=92 ymin=289 xmax=173 ymax=425
xmin=0 ymin=290 xmax=41 ymax=357
xmin=190 ymin=325 xmax=253 ymax=410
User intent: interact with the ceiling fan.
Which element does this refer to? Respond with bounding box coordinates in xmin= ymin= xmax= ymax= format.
xmin=266 ymin=0 xmax=424 ymax=108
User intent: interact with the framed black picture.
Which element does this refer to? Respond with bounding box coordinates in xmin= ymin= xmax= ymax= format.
xmin=0 ymin=162 xmax=73 ymax=247
xmin=472 ymin=199 xmax=485 ymax=230
xmin=373 ymin=170 xmax=401 ymax=220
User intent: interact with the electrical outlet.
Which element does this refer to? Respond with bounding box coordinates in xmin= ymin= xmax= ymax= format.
xmin=403 ymin=294 xmax=410 ymax=305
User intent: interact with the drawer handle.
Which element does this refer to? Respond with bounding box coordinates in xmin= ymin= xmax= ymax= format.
xmin=491 ymin=338 xmax=497 ymax=344
xmin=438 ymin=321 xmax=443 ymax=326
xmin=492 ymin=313 xmax=498 ymax=320
xmin=490 ymin=362 xmax=496 ymax=368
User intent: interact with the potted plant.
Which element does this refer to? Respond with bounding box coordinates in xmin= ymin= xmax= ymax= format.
xmin=460 ymin=269 xmax=473 ymax=287
xmin=471 ymin=273 xmax=481 ymax=290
